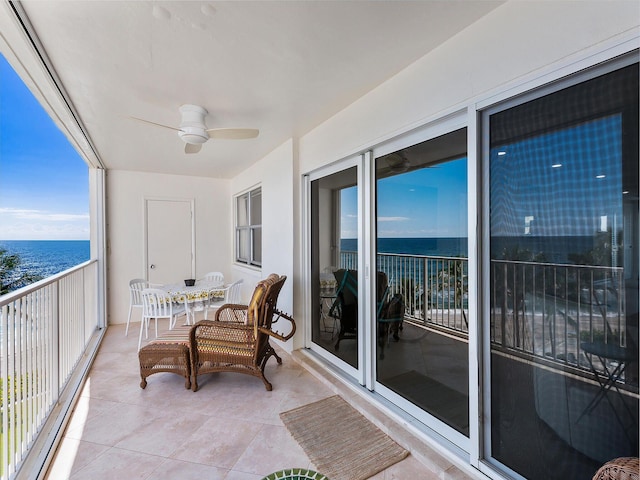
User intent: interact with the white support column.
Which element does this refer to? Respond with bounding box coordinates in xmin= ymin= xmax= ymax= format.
xmin=90 ymin=168 xmax=107 ymax=328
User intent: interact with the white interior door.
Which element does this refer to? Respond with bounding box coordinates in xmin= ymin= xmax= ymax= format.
xmin=145 ymin=198 xmax=194 ymax=285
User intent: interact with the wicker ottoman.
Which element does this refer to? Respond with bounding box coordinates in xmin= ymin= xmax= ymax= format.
xmin=138 ymin=327 xmax=192 ymax=389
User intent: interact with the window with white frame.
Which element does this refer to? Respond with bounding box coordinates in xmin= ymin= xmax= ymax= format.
xmin=235 ymin=187 xmax=262 ymax=267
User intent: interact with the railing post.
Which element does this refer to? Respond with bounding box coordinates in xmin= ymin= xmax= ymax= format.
xmin=501 ymin=263 xmax=507 ymax=347
xmin=2 ymin=304 xmax=9 ymax=479
xmin=423 ymin=257 xmax=429 ymax=324
xmin=53 ymin=280 xmax=60 ymax=404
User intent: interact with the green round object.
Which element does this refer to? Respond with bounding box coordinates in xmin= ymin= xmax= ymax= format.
xmin=261 ymin=468 xmax=330 ymax=480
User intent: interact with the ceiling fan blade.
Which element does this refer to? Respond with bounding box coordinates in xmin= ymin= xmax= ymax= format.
xmin=206 ymin=128 xmax=259 ymax=140
xmin=129 ymin=116 xmax=181 ymax=132
xmin=184 ymin=143 xmax=202 ymax=154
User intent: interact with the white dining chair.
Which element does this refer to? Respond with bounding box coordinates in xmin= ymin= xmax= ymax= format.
xmin=225 ymin=278 xmax=243 ymax=304
xmin=138 ymin=288 xmax=187 ymax=350
xmin=126 ymin=278 xmax=148 ymax=337
xmin=204 ymin=279 xmax=244 ymax=319
xmin=202 ymin=271 xmax=225 ymax=285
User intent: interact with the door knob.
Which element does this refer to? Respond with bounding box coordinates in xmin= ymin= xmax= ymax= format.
xmin=150 ymin=264 xmax=156 ymax=269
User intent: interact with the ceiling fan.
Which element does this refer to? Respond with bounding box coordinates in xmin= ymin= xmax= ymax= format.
xmin=384 ymin=152 xmax=411 ymax=173
xmin=131 ymin=104 xmax=259 ymax=154
xmin=376 ymin=151 xmax=441 ymax=178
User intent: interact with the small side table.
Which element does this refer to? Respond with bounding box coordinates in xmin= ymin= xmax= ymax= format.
xmin=578 ymin=341 xmax=637 ymax=428
xmin=319 ymin=289 xmax=338 ymax=337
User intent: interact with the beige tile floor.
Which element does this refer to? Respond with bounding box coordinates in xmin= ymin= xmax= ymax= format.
xmin=45 ymin=322 xmax=472 ymax=480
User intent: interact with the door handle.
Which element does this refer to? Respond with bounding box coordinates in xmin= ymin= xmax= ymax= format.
xmin=150 ymin=264 xmax=156 ymax=269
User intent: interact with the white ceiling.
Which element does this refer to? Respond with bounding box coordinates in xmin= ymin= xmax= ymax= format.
xmin=19 ymin=1 xmax=502 ymax=178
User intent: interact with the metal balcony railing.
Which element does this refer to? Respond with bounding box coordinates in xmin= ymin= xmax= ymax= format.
xmin=338 ymin=250 xmax=635 ymax=387
xmin=339 ymin=250 xmax=469 ymax=334
xmin=0 ymin=260 xmax=100 ymax=480
xmin=490 ymin=259 xmax=631 ymax=381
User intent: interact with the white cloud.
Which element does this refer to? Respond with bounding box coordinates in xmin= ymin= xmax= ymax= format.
xmin=0 ymin=208 xmax=89 ymax=222
xmin=378 ymin=216 xmax=410 ymax=222
xmin=0 ymin=208 xmax=89 ymax=240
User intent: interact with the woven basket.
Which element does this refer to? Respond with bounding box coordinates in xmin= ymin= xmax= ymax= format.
xmin=592 ymin=457 xmax=639 ymax=480
xmin=261 ymin=469 xmax=329 ymax=480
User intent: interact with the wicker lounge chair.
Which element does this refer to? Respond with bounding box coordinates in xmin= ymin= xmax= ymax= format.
xmin=190 ymin=273 xmax=296 ymax=391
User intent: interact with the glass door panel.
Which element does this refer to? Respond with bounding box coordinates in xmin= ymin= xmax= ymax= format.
xmin=374 ymin=128 xmax=470 ymax=436
xmin=487 ymin=63 xmax=638 ymax=479
xmin=310 ymin=166 xmax=360 ymax=369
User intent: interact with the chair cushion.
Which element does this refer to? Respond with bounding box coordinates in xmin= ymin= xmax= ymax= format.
xmin=198 ymin=341 xmax=254 ymax=358
xmin=191 ymin=320 xmax=257 ymax=366
xmin=194 ymin=322 xmax=254 ymax=347
xmin=150 ymin=325 xmax=191 ymax=346
xmin=245 ymin=274 xmax=279 ymax=325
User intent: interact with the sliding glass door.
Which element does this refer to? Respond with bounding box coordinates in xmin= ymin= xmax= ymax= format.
xmin=306 ymin=123 xmax=471 ymax=447
xmin=309 ymin=162 xmax=361 ymax=373
xmin=374 ymin=128 xmax=470 ymax=439
xmin=485 ymin=61 xmax=638 ymax=479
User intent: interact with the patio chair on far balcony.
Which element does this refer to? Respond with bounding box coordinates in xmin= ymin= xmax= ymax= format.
xmin=190 ymin=274 xmax=296 ymax=391
xmin=329 ymin=269 xmax=393 ymax=353
xmin=329 ymin=269 xmax=358 ymax=350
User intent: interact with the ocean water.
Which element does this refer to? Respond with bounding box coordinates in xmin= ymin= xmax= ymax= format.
xmin=0 ymin=240 xmax=90 ymax=282
xmin=342 ymin=235 xmax=605 ymax=265
xmin=342 ymin=237 xmax=468 ymax=258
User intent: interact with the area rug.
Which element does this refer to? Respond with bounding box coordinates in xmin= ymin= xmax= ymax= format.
xmin=280 ymin=395 xmax=409 ymax=480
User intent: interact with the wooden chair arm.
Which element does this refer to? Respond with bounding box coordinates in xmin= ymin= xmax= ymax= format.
xmin=259 ymin=309 xmax=296 ymax=342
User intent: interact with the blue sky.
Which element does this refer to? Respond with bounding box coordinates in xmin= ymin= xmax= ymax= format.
xmin=340 ymin=157 xmax=468 ymax=239
xmin=1 ymin=54 xmax=89 ymax=240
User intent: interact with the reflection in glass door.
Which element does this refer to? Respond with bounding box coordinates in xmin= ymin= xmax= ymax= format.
xmin=486 ymin=63 xmax=638 ymax=479
xmin=310 ymin=166 xmax=359 ymax=369
xmin=374 ymin=128 xmax=470 ymax=436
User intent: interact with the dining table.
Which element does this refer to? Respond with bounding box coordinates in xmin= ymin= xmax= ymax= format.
xmin=161 ymin=279 xmax=230 ymax=324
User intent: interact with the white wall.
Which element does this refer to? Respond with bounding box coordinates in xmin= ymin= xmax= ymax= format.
xmin=231 ymin=140 xmax=295 ymax=350
xmin=106 ymin=169 xmax=231 ymax=326
xmin=298 ymin=1 xmax=639 ymax=171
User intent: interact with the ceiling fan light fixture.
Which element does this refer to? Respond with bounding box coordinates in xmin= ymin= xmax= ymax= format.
xmin=178 ymin=104 xmax=210 ymax=144
xmin=131 ymin=104 xmax=258 ymax=153
xmin=178 ymin=126 xmax=209 ymax=144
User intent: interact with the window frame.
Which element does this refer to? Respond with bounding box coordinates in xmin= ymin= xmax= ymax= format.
xmin=235 ymin=186 xmax=262 ymax=267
